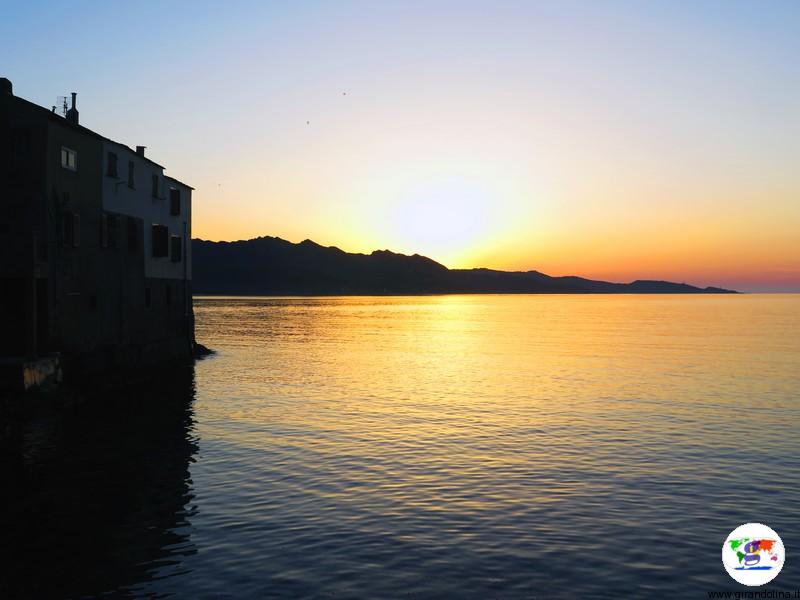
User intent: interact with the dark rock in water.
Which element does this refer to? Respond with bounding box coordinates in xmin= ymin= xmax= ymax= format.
xmin=191 ymin=236 xmax=738 ymax=295
xmin=193 ymin=342 xmax=214 ymax=360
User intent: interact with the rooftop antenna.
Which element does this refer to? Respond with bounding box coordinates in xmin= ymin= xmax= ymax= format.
xmin=57 ymin=95 xmax=68 ymax=117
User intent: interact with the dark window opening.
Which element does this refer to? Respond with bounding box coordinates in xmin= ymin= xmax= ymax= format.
xmin=107 ymin=152 xmax=118 ymax=177
xmin=145 ymin=287 xmax=151 ymax=308
xmin=101 ymin=214 xmax=118 ymax=249
xmin=127 ymin=217 xmax=138 ymax=253
xmin=62 ymin=211 xmax=80 ymax=247
xmin=89 ymin=294 xmax=98 ymax=310
xmin=152 ymin=174 xmax=159 ymax=197
xmin=169 ymin=188 xmax=181 ymax=216
xmin=152 ymin=224 xmax=169 ymax=257
xmin=128 ymin=160 xmax=135 ymax=188
xmin=166 ymin=284 xmax=172 ymax=307
xmin=108 ymin=215 xmax=118 ymax=249
xmin=170 ymin=235 xmax=182 ymax=262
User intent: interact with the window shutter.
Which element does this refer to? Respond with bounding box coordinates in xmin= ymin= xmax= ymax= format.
xmin=170 ymin=188 xmax=181 ymax=215
xmin=171 ymin=235 xmax=182 ymax=262
xmin=127 ymin=217 xmax=138 ymax=253
xmin=152 ymin=224 xmax=169 ymax=257
xmin=107 ymin=152 xmax=118 ymax=177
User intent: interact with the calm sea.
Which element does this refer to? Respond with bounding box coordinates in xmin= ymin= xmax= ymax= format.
xmin=3 ymin=295 xmax=800 ymax=598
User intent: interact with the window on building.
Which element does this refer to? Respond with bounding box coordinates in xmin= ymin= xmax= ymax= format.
xmin=62 ymin=212 xmax=73 ymax=246
xmin=127 ymin=217 xmax=138 ymax=253
xmin=62 ymin=211 xmax=80 ymax=247
xmin=169 ymin=188 xmax=181 ymax=216
xmin=107 ymin=152 xmax=118 ymax=177
xmin=152 ymin=224 xmax=169 ymax=257
xmin=61 ymin=147 xmax=77 ymax=171
xmin=145 ymin=287 xmax=151 ymax=309
xmin=152 ymin=174 xmax=159 ymax=197
xmin=170 ymin=235 xmax=182 ymax=262
xmin=128 ymin=160 xmax=135 ymax=188
xmin=101 ymin=214 xmax=118 ymax=249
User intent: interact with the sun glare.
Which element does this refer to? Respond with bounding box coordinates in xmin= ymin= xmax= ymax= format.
xmin=388 ymin=175 xmax=496 ymax=264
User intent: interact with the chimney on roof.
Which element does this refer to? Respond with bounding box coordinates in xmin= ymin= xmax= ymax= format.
xmin=0 ymin=78 xmax=12 ymax=95
xmin=136 ymin=146 xmax=146 ymax=157
xmin=66 ymin=92 xmax=79 ymax=125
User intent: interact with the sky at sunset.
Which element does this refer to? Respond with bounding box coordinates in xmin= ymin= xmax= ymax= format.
xmin=2 ymin=1 xmax=798 ymax=291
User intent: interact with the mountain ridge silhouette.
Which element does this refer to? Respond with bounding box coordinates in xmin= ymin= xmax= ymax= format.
xmin=192 ymin=236 xmax=737 ymax=295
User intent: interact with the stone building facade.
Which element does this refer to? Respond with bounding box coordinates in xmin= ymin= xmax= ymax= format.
xmin=0 ymin=78 xmax=194 ymax=386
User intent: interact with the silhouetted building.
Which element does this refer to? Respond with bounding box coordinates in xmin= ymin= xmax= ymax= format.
xmin=0 ymin=78 xmax=193 ymax=389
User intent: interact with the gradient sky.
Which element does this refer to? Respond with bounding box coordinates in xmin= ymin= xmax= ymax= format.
xmin=3 ymin=1 xmax=798 ymax=291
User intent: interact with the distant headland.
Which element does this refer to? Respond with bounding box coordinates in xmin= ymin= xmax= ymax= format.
xmin=192 ymin=236 xmax=737 ymax=295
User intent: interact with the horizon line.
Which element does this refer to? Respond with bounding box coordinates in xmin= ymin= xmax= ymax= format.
xmin=191 ymin=234 xmax=776 ymax=293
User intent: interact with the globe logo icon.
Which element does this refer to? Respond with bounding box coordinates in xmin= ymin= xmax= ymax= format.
xmin=722 ymin=523 xmax=785 ymax=586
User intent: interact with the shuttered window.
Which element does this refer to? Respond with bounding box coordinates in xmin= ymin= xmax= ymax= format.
xmin=62 ymin=211 xmax=80 ymax=247
xmin=169 ymin=188 xmax=181 ymax=216
xmin=127 ymin=217 xmax=138 ymax=253
xmin=152 ymin=224 xmax=169 ymax=257
xmin=170 ymin=235 xmax=182 ymax=262
xmin=107 ymin=152 xmax=118 ymax=177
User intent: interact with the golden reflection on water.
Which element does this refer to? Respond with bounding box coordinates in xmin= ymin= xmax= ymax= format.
xmin=195 ymin=293 xmax=799 ymax=501
xmin=197 ymin=293 xmax=799 ymax=404
xmin=195 ymin=294 xmax=800 ymax=459
xmin=186 ymin=294 xmax=800 ymax=597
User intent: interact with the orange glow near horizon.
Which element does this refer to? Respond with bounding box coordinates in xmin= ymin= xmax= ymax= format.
xmin=191 ymin=145 xmax=800 ymax=291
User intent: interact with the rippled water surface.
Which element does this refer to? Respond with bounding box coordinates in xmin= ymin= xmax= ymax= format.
xmin=4 ymin=295 xmax=800 ymax=598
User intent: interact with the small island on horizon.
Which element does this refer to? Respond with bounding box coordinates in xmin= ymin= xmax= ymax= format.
xmin=192 ymin=236 xmax=737 ymax=296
